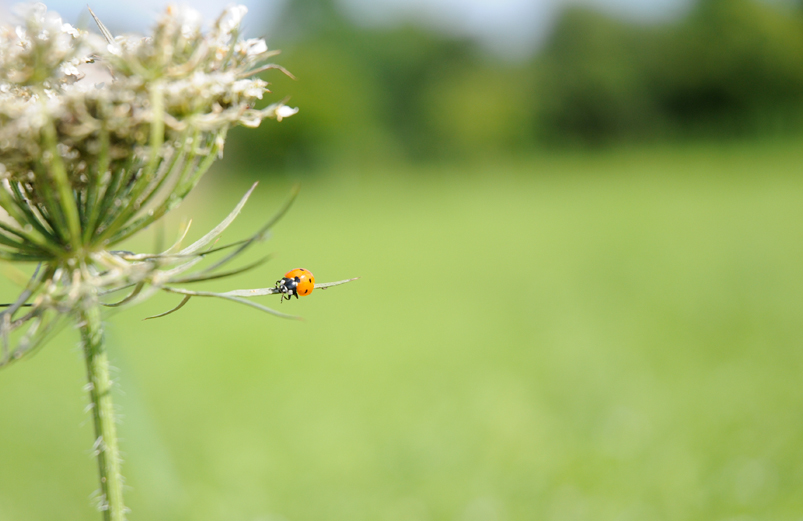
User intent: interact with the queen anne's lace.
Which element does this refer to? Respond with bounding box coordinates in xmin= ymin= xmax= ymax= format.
xmin=0 ymin=4 xmax=302 ymax=365
xmin=0 ymin=11 xmax=358 ymax=521
xmin=0 ymin=3 xmax=295 ymax=194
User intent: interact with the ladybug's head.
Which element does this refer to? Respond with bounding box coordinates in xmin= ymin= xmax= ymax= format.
xmin=275 ymin=276 xmax=300 ymax=301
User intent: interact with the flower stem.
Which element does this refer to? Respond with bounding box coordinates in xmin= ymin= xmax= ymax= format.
xmin=80 ymin=302 xmax=126 ymax=521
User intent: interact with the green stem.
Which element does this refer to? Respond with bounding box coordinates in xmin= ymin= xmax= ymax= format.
xmin=79 ymin=302 xmax=127 ymax=521
xmin=42 ymin=118 xmax=82 ymax=253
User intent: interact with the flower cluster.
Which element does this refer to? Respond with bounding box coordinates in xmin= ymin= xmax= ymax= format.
xmin=0 ymin=3 xmax=90 ymax=86
xmin=0 ymin=4 xmax=307 ymax=365
xmin=0 ymin=3 xmax=296 ymax=256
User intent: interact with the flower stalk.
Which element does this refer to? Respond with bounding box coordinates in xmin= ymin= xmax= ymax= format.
xmin=79 ymin=299 xmax=126 ymax=521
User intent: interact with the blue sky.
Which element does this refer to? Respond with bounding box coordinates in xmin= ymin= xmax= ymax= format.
xmin=1 ymin=0 xmax=694 ymax=57
xmin=341 ymin=0 xmax=693 ymax=55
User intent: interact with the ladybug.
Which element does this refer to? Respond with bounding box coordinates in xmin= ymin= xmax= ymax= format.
xmin=275 ymin=268 xmax=315 ymax=302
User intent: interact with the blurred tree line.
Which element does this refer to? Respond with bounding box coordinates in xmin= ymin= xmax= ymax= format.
xmin=228 ymin=0 xmax=803 ymax=171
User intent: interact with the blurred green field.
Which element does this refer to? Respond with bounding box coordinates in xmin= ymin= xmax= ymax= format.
xmin=2 ymin=141 xmax=803 ymax=521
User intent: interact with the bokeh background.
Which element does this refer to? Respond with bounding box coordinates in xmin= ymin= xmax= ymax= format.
xmin=2 ymin=0 xmax=803 ymax=520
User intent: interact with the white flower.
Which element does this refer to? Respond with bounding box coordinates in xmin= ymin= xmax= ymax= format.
xmin=231 ymin=78 xmax=266 ymax=99
xmin=62 ymin=23 xmax=79 ymax=38
xmin=0 ymin=2 xmax=294 ymax=207
xmin=167 ymin=5 xmax=202 ymax=39
xmin=236 ymin=38 xmax=268 ymax=58
xmin=218 ymin=5 xmax=248 ymax=33
xmin=275 ymin=105 xmax=299 ymax=121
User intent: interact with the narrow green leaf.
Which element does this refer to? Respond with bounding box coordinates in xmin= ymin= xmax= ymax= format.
xmin=315 ymin=277 xmax=361 ymax=290
xmin=169 ymin=255 xmax=272 ymax=284
xmin=143 ymin=295 xmax=191 ymax=320
xmin=103 ymin=282 xmax=145 ymax=307
xmin=88 ymin=7 xmax=115 ymax=44
xmin=162 ymin=286 xmax=300 ymax=319
xmin=41 ymin=118 xmax=82 ymax=251
xmin=82 ymin=122 xmax=111 ymax=243
xmin=177 ymin=181 xmax=258 ymax=256
xmin=201 ymin=184 xmax=298 ymax=274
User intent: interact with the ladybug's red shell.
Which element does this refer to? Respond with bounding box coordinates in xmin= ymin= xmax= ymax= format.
xmin=276 ymin=268 xmax=315 ymax=301
xmin=285 ymin=268 xmax=315 ymax=296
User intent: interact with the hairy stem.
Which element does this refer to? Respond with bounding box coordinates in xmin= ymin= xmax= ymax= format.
xmin=80 ymin=302 xmax=126 ymax=521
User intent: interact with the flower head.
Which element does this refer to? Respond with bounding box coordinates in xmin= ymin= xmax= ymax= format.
xmin=0 ymin=4 xmax=296 ymax=255
xmin=0 ymin=4 xmax=303 ymax=365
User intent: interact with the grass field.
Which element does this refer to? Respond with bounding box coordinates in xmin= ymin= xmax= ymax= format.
xmin=1 ymin=141 xmax=803 ymax=521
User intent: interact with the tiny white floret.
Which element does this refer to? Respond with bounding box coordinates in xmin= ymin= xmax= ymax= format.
xmin=275 ymin=105 xmax=298 ymax=121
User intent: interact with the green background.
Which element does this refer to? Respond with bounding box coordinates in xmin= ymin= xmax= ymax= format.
xmin=2 ymin=140 xmax=802 ymax=520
